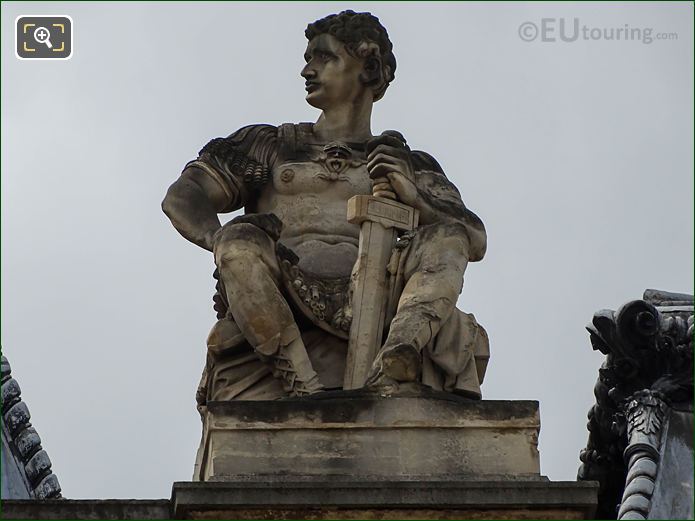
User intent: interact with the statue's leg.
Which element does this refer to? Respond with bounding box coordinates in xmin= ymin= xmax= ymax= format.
xmin=370 ymin=222 xmax=470 ymax=383
xmin=214 ymin=217 xmax=323 ymax=395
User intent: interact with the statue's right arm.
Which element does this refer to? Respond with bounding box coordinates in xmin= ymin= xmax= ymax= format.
xmin=162 ymin=124 xmax=278 ymax=252
xmin=161 ymin=165 xmax=236 ymax=252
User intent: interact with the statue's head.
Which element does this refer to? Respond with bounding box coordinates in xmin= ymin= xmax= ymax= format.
xmin=302 ymin=10 xmax=396 ymax=109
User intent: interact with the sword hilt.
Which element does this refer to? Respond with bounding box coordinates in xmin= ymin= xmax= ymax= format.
xmin=346 ymin=195 xmax=419 ymax=231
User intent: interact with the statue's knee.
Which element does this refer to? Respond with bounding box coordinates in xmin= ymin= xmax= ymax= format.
xmin=438 ymin=235 xmax=470 ymax=264
xmin=216 ymin=222 xmax=267 ymax=244
xmin=216 ymin=243 xmax=263 ymax=272
xmin=423 ymin=223 xmax=470 ymax=254
xmin=405 ymin=224 xmax=470 ymax=277
xmin=214 ymin=223 xmax=273 ymax=271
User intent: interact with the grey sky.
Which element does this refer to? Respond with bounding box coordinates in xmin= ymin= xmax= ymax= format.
xmin=1 ymin=1 xmax=692 ymax=499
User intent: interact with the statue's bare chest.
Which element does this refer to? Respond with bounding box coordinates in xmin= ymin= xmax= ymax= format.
xmin=271 ymin=142 xmax=372 ymax=199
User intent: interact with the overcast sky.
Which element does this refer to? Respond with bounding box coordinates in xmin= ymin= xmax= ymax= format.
xmin=2 ymin=1 xmax=692 ymax=500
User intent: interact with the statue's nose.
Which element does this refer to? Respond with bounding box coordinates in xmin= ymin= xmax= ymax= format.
xmin=301 ymin=63 xmax=316 ymax=79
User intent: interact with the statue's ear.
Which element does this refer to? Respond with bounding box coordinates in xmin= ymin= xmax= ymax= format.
xmin=361 ymin=55 xmax=382 ymax=86
xmin=356 ymin=42 xmax=383 ymax=87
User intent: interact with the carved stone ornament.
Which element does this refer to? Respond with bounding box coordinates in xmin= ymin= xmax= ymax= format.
xmin=1 ymin=355 xmax=61 ymax=500
xmin=577 ymin=289 xmax=693 ymax=519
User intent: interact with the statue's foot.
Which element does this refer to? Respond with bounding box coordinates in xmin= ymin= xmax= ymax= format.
xmin=366 ymin=343 xmax=421 ymax=385
xmin=290 ymin=373 xmax=325 ymax=397
xmin=365 ymin=373 xmax=401 ymax=395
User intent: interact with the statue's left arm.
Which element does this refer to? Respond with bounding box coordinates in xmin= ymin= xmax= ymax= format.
xmin=410 ymin=151 xmax=487 ymax=262
xmin=366 ymin=135 xmax=486 ymax=262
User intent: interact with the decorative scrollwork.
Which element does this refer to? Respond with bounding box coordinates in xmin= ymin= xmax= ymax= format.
xmin=578 ymin=290 xmax=693 ymax=519
xmin=616 ymin=390 xmax=668 ymax=520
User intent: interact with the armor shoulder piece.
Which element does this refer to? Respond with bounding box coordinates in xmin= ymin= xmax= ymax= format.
xmin=197 ymin=124 xmax=279 ymax=192
xmin=277 ymin=122 xmax=315 ymax=161
xmin=277 ymin=123 xmax=298 ymax=159
xmin=411 ymin=150 xmax=446 ymax=176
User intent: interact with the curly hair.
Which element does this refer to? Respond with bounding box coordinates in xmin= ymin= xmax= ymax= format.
xmin=305 ymin=10 xmax=396 ymax=101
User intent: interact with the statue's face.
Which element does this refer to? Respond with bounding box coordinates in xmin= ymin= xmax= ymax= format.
xmin=302 ymin=33 xmax=368 ymax=110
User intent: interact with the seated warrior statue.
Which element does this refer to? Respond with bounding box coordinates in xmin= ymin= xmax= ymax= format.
xmin=163 ymin=10 xmax=489 ymax=405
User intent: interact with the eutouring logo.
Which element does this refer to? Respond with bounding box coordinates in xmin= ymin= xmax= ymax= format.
xmin=518 ymin=18 xmax=678 ymax=44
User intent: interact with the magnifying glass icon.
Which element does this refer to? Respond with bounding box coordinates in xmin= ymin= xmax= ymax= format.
xmin=33 ymin=26 xmax=53 ymax=49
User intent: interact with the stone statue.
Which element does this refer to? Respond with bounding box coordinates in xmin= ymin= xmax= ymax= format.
xmin=162 ymin=10 xmax=489 ymax=406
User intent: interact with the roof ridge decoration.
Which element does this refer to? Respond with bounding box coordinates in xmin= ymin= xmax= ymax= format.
xmin=1 ymin=354 xmax=62 ymax=499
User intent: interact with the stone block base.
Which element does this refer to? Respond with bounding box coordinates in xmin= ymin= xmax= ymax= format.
xmin=171 ymin=480 xmax=598 ymax=519
xmin=187 ymin=390 xmax=597 ymax=519
xmin=196 ymin=390 xmax=542 ymax=481
xmin=0 ymin=499 xmax=171 ymax=520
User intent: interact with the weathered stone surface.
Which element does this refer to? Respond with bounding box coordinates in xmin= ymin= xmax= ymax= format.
xmin=0 ymin=499 xmax=170 ymax=520
xmin=0 ymin=482 xmax=598 ymax=521
xmin=181 ymin=508 xmax=586 ymax=520
xmin=198 ymin=392 xmax=540 ymax=481
xmin=1 ymin=433 xmax=31 ymax=500
xmin=648 ymin=406 xmax=694 ymax=520
xmin=172 ymin=480 xmax=598 ymax=520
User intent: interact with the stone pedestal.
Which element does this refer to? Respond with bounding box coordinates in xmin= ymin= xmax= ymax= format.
xmin=196 ymin=390 xmax=541 ymax=481
xmin=1 ymin=390 xmax=598 ymax=520
xmin=172 ymin=480 xmax=598 ymax=520
xmin=181 ymin=390 xmax=597 ymax=519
